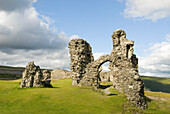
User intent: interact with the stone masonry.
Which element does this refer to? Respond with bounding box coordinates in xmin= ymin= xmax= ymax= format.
xmin=109 ymin=29 xmax=138 ymax=70
xmin=42 ymin=70 xmax=52 ymax=87
xmin=51 ymin=69 xmax=71 ymax=80
xmin=20 ymin=61 xmax=52 ymax=88
xmin=68 ymin=29 xmax=147 ymax=109
xmin=68 ymin=39 xmax=94 ymax=85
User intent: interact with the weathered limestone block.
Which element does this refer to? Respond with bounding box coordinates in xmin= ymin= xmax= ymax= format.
xmin=20 ymin=62 xmax=52 ymax=88
xmin=68 ymin=39 xmax=94 ymax=85
xmin=110 ymin=57 xmax=146 ymax=109
xmin=43 ymin=70 xmax=51 ymax=80
xmin=112 ymin=29 xmax=134 ymax=57
xmin=110 ymin=29 xmax=138 ymax=69
xmin=42 ymin=70 xmax=52 ymax=87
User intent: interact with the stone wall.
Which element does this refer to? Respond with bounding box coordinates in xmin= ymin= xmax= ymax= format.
xmin=20 ymin=62 xmax=52 ymax=88
xmin=99 ymin=71 xmax=112 ymax=82
xmin=110 ymin=29 xmax=138 ymax=69
xmin=51 ymin=69 xmax=71 ymax=79
xmin=80 ymin=54 xmax=111 ymax=87
xmin=68 ymin=29 xmax=147 ymax=109
xmin=68 ymin=39 xmax=94 ymax=85
xmin=42 ymin=70 xmax=52 ymax=87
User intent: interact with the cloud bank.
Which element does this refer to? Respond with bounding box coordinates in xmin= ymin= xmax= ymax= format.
xmin=139 ymin=34 xmax=170 ymax=77
xmin=0 ymin=0 xmax=36 ymax=12
xmin=0 ymin=0 xmax=75 ymax=69
xmin=122 ymin=0 xmax=170 ymax=21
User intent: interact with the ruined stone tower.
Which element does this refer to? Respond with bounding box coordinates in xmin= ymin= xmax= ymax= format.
xmin=109 ymin=29 xmax=138 ymax=70
xmin=109 ymin=29 xmax=146 ymax=109
xmin=68 ymin=39 xmax=94 ymax=85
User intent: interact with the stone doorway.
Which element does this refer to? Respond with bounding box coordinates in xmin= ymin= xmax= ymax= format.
xmin=99 ymin=61 xmax=111 ymax=83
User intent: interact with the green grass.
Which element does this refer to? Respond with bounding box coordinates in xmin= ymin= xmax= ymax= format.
xmin=141 ymin=76 xmax=170 ymax=84
xmin=0 ymin=79 xmax=170 ymax=113
xmin=141 ymin=76 xmax=170 ymax=93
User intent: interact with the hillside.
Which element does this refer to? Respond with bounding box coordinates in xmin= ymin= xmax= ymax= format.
xmin=0 ymin=65 xmax=24 ymax=80
xmin=0 ymin=65 xmax=51 ymax=80
xmin=141 ymin=76 xmax=170 ymax=93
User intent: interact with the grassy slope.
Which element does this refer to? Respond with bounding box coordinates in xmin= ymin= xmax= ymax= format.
xmin=0 ymin=65 xmax=24 ymax=80
xmin=0 ymin=79 xmax=170 ymax=114
xmin=141 ymin=76 xmax=170 ymax=93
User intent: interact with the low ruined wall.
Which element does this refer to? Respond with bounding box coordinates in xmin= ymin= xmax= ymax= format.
xmin=51 ymin=69 xmax=71 ymax=79
xmin=99 ymin=71 xmax=112 ymax=82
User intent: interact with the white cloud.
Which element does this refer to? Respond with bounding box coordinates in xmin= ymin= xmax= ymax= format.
xmin=0 ymin=7 xmax=70 ymax=49
xmin=0 ymin=0 xmax=74 ymax=69
xmin=101 ymin=62 xmax=110 ymax=72
xmin=93 ymin=53 xmax=110 ymax=72
xmin=0 ymin=48 xmax=70 ymax=69
xmin=139 ymin=34 xmax=170 ymax=77
xmin=93 ymin=53 xmax=107 ymax=60
xmin=123 ymin=0 xmax=170 ymax=21
xmin=70 ymin=35 xmax=80 ymax=40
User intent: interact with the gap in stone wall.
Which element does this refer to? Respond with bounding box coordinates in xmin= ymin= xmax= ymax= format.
xmin=99 ymin=61 xmax=111 ymax=83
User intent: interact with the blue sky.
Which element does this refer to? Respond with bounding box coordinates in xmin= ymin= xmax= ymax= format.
xmin=0 ymin=0 xmax=170 ymax=77
xmin=33 ymin=0 xmax=170 ymax=56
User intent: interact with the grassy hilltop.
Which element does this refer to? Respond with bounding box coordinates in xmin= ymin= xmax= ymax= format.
xmin=0 ymin=78 xmax=170 ymax=114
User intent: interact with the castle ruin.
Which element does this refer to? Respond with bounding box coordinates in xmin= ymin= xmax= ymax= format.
xmin=69 ymin=29 xmax=147 ymax=109
xmin=20 ymin=29 xmax=147 ymax=109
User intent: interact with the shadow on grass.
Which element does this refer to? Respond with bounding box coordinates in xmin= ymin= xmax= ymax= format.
xmin=17 ymin=86 xmax=60 ymax=90
xmin=145 ymin=96 xmax=152 ymax=103
xmin=107 ymin=93 xmax=118 ymax=96
xmin=99 ymin=85 xmax=112 ymax=89
xmin=143 ymin=79 xmax=170 ymax=93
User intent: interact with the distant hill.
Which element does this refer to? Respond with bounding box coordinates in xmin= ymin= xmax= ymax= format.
xmin=140 ymin=76 xmax=170 ymax=93
xmin=0 ymin=65 xmax=52 ymax=80
xmin=0 ymin=65 xmax=24 ymax=80
xmin=0 ymin=65 xmax=25 ymax=69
